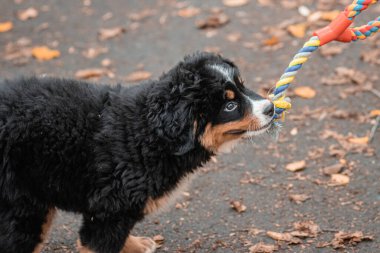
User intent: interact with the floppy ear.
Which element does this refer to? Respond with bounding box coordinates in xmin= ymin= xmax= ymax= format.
xmin=147 ymin=73 xmax=197 ymax=155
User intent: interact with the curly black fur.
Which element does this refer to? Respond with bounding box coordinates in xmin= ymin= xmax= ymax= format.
xmin=0 ymin=52 xmax=265 ymax=253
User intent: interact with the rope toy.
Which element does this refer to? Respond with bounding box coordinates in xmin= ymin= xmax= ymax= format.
xmin=270 ymin=0 xmax=380 ymax=120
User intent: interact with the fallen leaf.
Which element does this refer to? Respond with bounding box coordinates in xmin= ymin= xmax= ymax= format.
xmin=223 ymin=0 xmax=249 ymax=7
xmin=322 ymin=163 xmax=344 ymax=175
xmin=289 ymin=194 xmax=310 ymax=204
xmin=330 ymin=231 xmax=373 ymax=249
xmin=348 ymin=136 xmax=369 ymax=145
xmin=262 ymin=36 xmax=280 ymax=46
xmin=177 ymin=7 xmax=201 ymax=18
xmin=285 ymin=160 xmax=306 ymax=172
xmin=226 ymin=32 xmax=241 ymax=42
xmin=294 ymin=86 xmax=316 ymax=99
xmin=320 ymin=45 xmax=343 ymax=58
xmin=257 ymin=0 xmax=273 ymax=6
xmin=321 ymin=10 xmax=340 ymax=21
xmin=293 ymin=221 xmax=321 ymax=238
xmin=196 ymin=13 xmax=230 ymax=29
xmin=125 ymin=71 xmax=152 ymax=82
xmin=32 ymin=46 xmax=60 ymax=60
xmin=128 ymin=9 xmax=155 ymax=22
xmin=230 ymin=200 xmax=247 ymax=213
xmin=249 ymin=242 xmax=278 ymax=253
xmin=370 ymin=110 xmax=380 ymax=117
xmin=98 ymin=27 xmax=126 ymax=41
xmin=75 ymin=68 xmax=107 ymax=79
xmin=287 ymin=23 xmax=307 ymax=38
xmin=0 ymin=21 xmax=13 ymax=32
xmin=18 ymin=7 xmax=39 ymax=21
xmin=153 ymin=234 xmax=165 ymax=248
xmin=266 ymin=231 xmax=302 ymax=244
xmin=82 ymin=47 xmax=108 ymax=59
xmin=329 ymin=174 xmax=350 ymax=186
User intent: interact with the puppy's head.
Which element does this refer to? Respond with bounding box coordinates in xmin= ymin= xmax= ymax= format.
xmin=148 ymin=52 xmax=274 ymax=155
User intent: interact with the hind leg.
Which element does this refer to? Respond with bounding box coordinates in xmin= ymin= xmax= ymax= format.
xmin=0 ymin=198 xmax=55 ymax=253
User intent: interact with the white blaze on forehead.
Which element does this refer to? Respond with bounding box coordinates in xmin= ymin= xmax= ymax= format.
xmin=209 ymin=64 xmax=234 ymax=82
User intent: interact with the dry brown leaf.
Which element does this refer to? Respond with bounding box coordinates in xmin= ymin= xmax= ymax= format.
xmin=32 ymin=46 xmax=60 ymax=61
xmin=370 ymin=109 xmax=380 ymax=117
xmin=286 ymin=160 xmax=306 ymax=172
xmin=177 ymin=7 xmax=201 ymax=18
xmin=330 ymin=231 xmax=373 ymax=249
xmin=322 ymin=163 xmax=344 ymax=175
xmin=125 ymin=71 xmax=152 ymax=82
xmin=223 ymin=0 xmax=249 ymax=7
xmin=98 ymin=27 xmax=126 ymax=41
xmin=287 ymin=23 xmax=307 ymax=38
xmin=257 ymin=0 xmax=273 ymax=6
xmin=82 ymin=47 xmax=108 ymax=59
xmin=18 ymin=7 xmax=39 ymax=21
xmin=348 ymin=136 xmax=369 ymax=145
xmin=226 ymin=32 xmax=241 ymax=42
xmin=75 ymin=68 xmax=107 ymax=79
xmin=249 ymin=242 xmax=278 ymax=253
xmin=330 ymin=174 xmax=350 ymax=186
xmin=128 ymin=9 xmax=155 ymax=22
xmin=230 ymin=200 xmax=247 ymax=213
xmin=293 ymin=221 xmax=321 ymax=238
xmin=0 ymin=21 xmax=13 ymax=33
xmin=294 ymin=86 xmax=316 ymax=99
xmin=320 ymin=45 xmax=343 ymax=58
xmin=266 ymin=231 xmax=302 ymax=244
xmin=196 ymin=13 xmax=230 ymax=29
xmin=153 ymin=234 xmax=164 ymax=248
xmin=321 ymin=10 xmax=340 ymax=21
xmin=262 ymin=36 xmax=280 ymax=46
xmin=289 ymin=194 xmax=310 ymax=204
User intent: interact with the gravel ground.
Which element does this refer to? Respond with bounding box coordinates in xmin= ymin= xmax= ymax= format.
xmin=1 ymin=0 xmax=379 ymax=252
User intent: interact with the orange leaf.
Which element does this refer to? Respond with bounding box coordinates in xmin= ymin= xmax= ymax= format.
xmin=348 ymin=136 xmax=368 ymax=145
xmin=0 ymin=21 xmax=13 ymax=33
xmin=262 ymin=36 xmax=279 ymax=46
xmin=287 ymin=23 xmax=307 ymax=38
xmin=177 ymin=7 xmax=200 ymax=18
xmin=294 ymin=86 xmax=316 ymax=99
xmin=32 ymin=46 xmax=60 ymax=61
xmin=286 ymin=160 xmax=306 ymax=172
xmin=223 ymin=0 xmax=249 ymax=7
xmin=125 ymin=71 xmax=152 ymax=82
xmin=321 ymin=10 xmax=340 ymax=21
xmin=369 ymin=110 xmax=380 ymax=117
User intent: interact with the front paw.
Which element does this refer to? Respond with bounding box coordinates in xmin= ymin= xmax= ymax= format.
xmin=122 ymin=235 xmax=157 ymax=253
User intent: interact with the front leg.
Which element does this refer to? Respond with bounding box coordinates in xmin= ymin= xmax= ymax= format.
xmin=78 ymin=214 xmax=135 ymax=253
xmin=77 ymin=215 xmax=157 ymax=253
xmin=121 ymin=235 xmax=156 ymax=253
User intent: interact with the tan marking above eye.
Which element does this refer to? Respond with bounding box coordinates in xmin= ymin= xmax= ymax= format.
xmin=225 ymin=90 xmax=235 ymax=100
xmin=200 ymin=115 xmax=260 ymax=152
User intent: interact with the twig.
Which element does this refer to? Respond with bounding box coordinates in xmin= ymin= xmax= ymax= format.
xmin=369 ymin=115 xmax=380 ymax=143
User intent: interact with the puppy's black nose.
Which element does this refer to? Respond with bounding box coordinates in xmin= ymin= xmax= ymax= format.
xmin=263 ymin=102 xmax=275 ymax=117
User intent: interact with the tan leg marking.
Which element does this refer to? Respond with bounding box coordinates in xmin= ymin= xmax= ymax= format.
xmin=32 ymin=208 xmax=56 ymax=253
xmin=200 ymin=115 xmax=260 ymax=152
xmin=121 ymin=235 xmax=156 ymax=253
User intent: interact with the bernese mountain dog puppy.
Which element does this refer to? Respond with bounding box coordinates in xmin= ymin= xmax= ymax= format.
xmin=0 ymin=52 xmax=275 ymax=253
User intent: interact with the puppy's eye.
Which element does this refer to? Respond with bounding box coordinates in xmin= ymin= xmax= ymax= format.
xmin=224 ymin=101 xmax=238 ymax=112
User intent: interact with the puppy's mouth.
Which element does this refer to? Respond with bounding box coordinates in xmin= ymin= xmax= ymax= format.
xmin=224 ymin=119 xmax=274 ymax=136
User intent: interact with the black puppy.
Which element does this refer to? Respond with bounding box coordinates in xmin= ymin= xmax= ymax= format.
xmin=0 ymin=52 xmax=274 ymax=253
